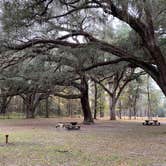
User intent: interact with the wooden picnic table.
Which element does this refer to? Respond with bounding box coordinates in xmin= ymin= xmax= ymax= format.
xmin=56 ymin=122 xmax=81 ymax=130
xmin=142 ymin=120 xmax=160 ymax=126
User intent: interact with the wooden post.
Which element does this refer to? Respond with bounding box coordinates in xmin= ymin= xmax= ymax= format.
xmin=5 ymin=134 xmax=9 ymax=144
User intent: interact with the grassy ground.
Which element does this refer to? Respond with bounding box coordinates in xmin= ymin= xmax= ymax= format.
xmin=0 ymin=118 xmax=166 ymax=166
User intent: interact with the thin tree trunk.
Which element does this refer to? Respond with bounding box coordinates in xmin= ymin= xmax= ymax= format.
xmin=128 ymin=94 xmax=132 ymax=120
xmin=57 ymin=97 xmax=61 ymax=116
xmin=129 ymin=108 xmax=132 ymax=120
xmin=45 ymin=97 xmax=49 ymax=118
xmin=118 ymin=100 xmax=122 ymax=119
xmin=94 ymin=82 xmax=98 ymax=119
xmin=147 ymin=75 xmax=152 ymax=120
xmin=67 ymin=100 xmax=72 ymax=117
xmin=133 ymin=108 xmax=137 ymax=120
xmin=99 ymin=94 xmax=104 ymax=118
xmin=133 ymin=85 xmax=139 ymax=120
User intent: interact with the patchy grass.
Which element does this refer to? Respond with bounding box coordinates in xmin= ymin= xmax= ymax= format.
xmin=0 ymin=118 xmax=166 ymax=166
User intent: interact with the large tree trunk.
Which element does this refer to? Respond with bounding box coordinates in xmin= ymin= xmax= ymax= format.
xmin=81 ymin=95 xmax=93 ymax=124
xmin=80 ymin=76 xmax=94 ymax=124
xmin=25 ymin=95 xmax=35 ymax=119
xmin=109 ymin=96 xmax=116 ymax=120
xmin=0 ymin=96 xmax=12 ymax=115
xmin=154 ymin=62 xmax=166 ymax=97
xmin=25 ymin=103 xmax=35 ymax=119
xmin=0 ymin=98 xmax=7 ymax=114
xmin=110 ymin=98 xmax=116 ymax=120
xmin=109 ymin=77 xmax=117 ymax=120
xmin=158 ymin=78 xmax=166 ymax=97
xmin=23 ymin=93 xmax=41 ymax=119
xmin=0 ymin=104 xmax=7 ymax=115
xmin=139 ymin=4 xmax=166 ymax=96
xmin=145 ymin=39 xmax=166 ymax=97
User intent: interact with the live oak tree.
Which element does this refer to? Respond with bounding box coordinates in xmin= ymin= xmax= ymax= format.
xmin=0 ymin=62 xmax=50 ymax=118
xmin=0 ymin=43 xmax=103 ymax=122
xmin=0 ymin=0 xmax=165 ymax=122
xmin=1 ymin=0 xmax=165 ymax=96
xmin=0 ymin=45 xmax=97 ymax=123
xmin=46 ymin=46 xmax=100 ymax=123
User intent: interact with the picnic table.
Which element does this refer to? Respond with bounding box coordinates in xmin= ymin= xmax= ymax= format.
xmin=56 ymin=122 xmax=80 ymax=130
xmin=142 ymin=120 xmax=160 ymax=126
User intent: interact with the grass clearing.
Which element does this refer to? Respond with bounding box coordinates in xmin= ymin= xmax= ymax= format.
xmin=0 ymin=118 xmax=166 ymax=166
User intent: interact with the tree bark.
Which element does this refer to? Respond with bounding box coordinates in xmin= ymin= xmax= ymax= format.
xmin=133 ymin=85 xmax=139 ymax=120
xmin=109 ymin=96 xmax=116 ymax=120
xmin=25 ymin=101 xmax=36 ymax=119
xmin=57 ymin=97 xmax=61 ymax=116
xmin=80 ymin=76 xmax=94 ymax=124
xmin=93 ymin=82 xmax=98 ymax=119
xmin=22 ymin=93 xmax=41 ymax=119
xmin=129 ymin=107 xmax=132 ymax=120
xmin=0 ymin=96 xmax=12 ymax=115
xmin=67 ymin=100 xmax=72 ymax=117
xmin=118 ymin=100 xmax=122 ymax=119
xmin=133 ymin=105 xmax=137 ymax=120
xmin=0 ymin=105 xmax=7 ymax=114
xmin=128 ymin=93 xmax=133 ymax=120
xmin=45 ymin=97 xmax=49 ymax=118
xmin=109 ymin=75 xmax=118 ymax=120
xmin=147 ymin=75 xmax=152 ymax=120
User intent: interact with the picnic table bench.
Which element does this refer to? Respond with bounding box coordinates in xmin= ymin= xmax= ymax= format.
xmin=56 ymin=122 xmax=80 ymax=130
xmin=142 ymin=120 xmax=160 ymax=126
